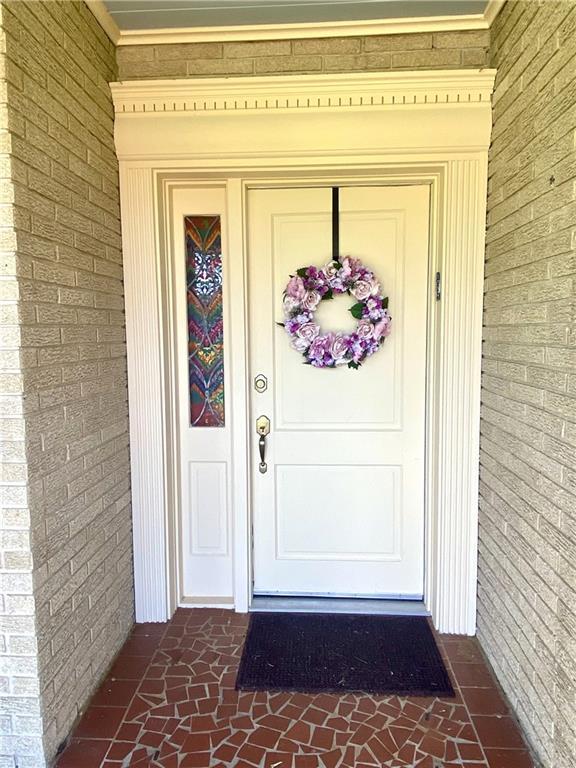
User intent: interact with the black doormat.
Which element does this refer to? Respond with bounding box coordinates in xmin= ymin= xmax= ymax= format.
xmin=236 ymin=612 xmax=454 ymax=697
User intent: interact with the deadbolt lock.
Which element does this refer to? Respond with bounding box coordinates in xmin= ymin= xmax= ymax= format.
xmin=254 ymin=374 xmax=268 ymax=393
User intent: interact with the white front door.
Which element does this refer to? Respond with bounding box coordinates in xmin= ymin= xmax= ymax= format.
xmin=248 ymin=185 xmax=430 ymax=598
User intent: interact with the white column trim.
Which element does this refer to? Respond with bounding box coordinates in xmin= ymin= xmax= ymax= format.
xmin=119 ymin=166 xmax=169 ymax=622
xmin=429 ymin=159 xmax=486 ymax=633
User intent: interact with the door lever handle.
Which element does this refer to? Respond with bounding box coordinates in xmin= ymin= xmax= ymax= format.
xmin=258 ymin=433 xmax=267 ymax=474
xmin=256 ymin=415 xmax=270 ymax=474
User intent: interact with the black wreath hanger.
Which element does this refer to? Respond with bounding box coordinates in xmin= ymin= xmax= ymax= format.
xmin=332 ymin=187 xmax=340 ymax=261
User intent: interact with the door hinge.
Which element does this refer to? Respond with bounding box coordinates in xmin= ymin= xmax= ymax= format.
xmin=435 ymin=271 xmax=441 ymax=301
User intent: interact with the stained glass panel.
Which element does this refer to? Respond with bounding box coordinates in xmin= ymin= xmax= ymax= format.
xmin=185 ymin=215 xmax=225 ymax=427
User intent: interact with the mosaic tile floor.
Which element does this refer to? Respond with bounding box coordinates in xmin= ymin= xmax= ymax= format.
xmin=56 ymin=609 xmax=534 ymax=768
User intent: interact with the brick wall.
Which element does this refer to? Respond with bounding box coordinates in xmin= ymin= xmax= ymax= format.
xmin=0 ymin=2 xmax=134 ymax=765
xmin=0 ymin=4 xmax=45 ymax=765
xmin=117 ymin=29 xmax=489 ymax=80
xmin=479 ymin=3 xmax=576 ymax=767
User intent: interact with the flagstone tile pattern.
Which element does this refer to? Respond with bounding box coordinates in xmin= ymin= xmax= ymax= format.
xmin=56 ymin=609 xmax=534 ymax=768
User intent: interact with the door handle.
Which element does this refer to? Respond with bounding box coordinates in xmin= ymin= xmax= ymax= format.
xmin=256 ymin=415 xmax=270 ymax=474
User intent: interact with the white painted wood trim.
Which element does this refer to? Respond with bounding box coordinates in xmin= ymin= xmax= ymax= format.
xmin=119 ymin=166 xmax=169 ymax=622
xmin=484 ymin=0 xmax=505 ymax=26
xmin=116 ymin=13 xmax=489 ymax=46
xmin=115 ymin=71 xmax=494 ymax=632
xmin=111 ymin=70 xmax=496 ymax=117
xmin=85 ymin=0 xmax=120 ymax=44
xmin=427 ymin=158 xmax=486 ymax=633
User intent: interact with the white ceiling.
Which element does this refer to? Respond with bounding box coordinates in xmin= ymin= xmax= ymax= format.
xmin=104 ymin=0 xmax=488 ymax=31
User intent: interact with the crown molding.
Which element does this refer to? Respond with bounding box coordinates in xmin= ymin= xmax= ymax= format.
xmin=86 ymin=0 xmax=120 ymax=44
xmin=484 ymin=0 xmax=505 ymax=26
xmin=111 ymin=69 xmax=496 ymax=116
xmin=116 ymin=13 xmax=490 ymax=47
xmin=87 ymin=1 xmax=504 ymax=47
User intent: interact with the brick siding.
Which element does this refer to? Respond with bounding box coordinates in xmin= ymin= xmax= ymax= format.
xmin=0 ymin=2 xmax=133 ymax=765
xmin=478 ymin=3 xmax=576 ymax=767
xmin=117 ymin=30 xmax=489 ymax=80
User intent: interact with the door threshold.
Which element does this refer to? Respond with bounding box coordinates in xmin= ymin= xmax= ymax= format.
xmin=250 ymin=595 xmax=429 ymax=616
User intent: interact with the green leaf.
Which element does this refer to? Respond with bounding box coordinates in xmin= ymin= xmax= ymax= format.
xmin=322 ymin=289 xmax=334 ymax=301
xmin=348 ymin=361 xmax=360 ymax=370
xmin=276 ymin=322 xmax=285 ymax=328
xmin=296 ymin=267 xmax=308 ymax=277
xmin=349 ymin=302 xmax=364 ymax=320
xmin=381 ymin=296 xmax=389 ymax=309
xmin=333 ymin=261 xmax=342 ymax=270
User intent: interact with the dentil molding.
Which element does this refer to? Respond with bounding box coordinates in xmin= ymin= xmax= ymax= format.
xmin=111 ymin=70 xmax=496 ymax=116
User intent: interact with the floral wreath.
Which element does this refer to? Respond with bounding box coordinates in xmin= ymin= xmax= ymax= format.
xmin=280 ymin=256 xmax=391 ymax=369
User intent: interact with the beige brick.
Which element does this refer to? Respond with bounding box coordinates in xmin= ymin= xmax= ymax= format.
xmin=433 ymin=30 xmax=490 ymax=49
xmin=391 ymin=48 xmax=461 ymax=69
xmin=364 ymin=33 xmax=432 ymax=52
xmin=479 ymin=5 xmax=576 ymax=768
xmin=254 ymin=55 xmax=322 ymax=74
xmin=156 ymin=42 xmax=223 ymax=61
xmin=461 ymin=48 xmax=489 ymax=67
xmin=186 ymin=58 xmax=254 ymax=77
xmin=0 ymin=3 xmax=133 ymax=767
xmin=224 ymin=40 xmax=290 ymax=58
xmin=324 ymin=53 xmax=391 ymax=72
xmin=292 ymin=37 xmax=361 ymax=55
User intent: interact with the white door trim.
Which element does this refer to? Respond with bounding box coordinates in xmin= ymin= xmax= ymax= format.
xmin=114 ymin=70 xmax=495 ymax=634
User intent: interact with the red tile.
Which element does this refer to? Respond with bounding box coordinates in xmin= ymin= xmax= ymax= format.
xmin=106 ymin=741 xmax=137 ymax=760
xmin=54 ymin=609 xmax=535 ymax=768
xmin=122 ymin=635 xmax=162 ymax=656
xmin=57 ymin=738 xmax=112 ymax=768
xmin=109 ymin=655 xmax=151 ymax=680
xmin=92 ymin=677 xmax=139 ymax=707
xmin=458 ymin=741 xmax=485 ymax=761
xmin=473 ymin=716 xmax=528 ymax=749
xmin=451 ymin=662 xmax=496 ymax=688
xmin=462 ymin=686 xmax=510 ymax=716
xmin=182 ymin=733 xmax=211 ymax=752
xmin=75 ymin=706 xmax=125 ymax=739
xmin=263 ymin=752 xmax=294 ymax=768
xmin=485 ymin=747 xmax=535 ymax=767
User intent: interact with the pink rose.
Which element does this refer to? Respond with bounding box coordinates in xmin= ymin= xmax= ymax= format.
xmin=331 ymin=334 xmax=349 ymax=363
xmin=297 ymin=322 xmax=320 ymax=343
xmin=351 ymin=280 xmax=372 ymax=301
xmin=286 ymin=276 xmax=306 ymax=301
xmin=356 ymin=320 xmax=373 ymax=340
xmin=302 ymin=290 xmax=321 ymax=311
xmin=373 ymin=313 xmax=392 ymax=340
xmin=323 ymin=261 xmax=339 ymax=279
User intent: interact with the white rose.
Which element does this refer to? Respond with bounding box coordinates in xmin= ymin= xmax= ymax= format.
xmin=302 ymin=290 xmax=321 ymax=311
xmin=323 ymin=261 xmax=339 ymax=278
xmin=356 ymin=320 xmax=373 ymax=340
xmin=369 ymin=278 xmax=381 ymax=296
xmin=351 ymin=280 xmax=372 ymax=301
xmin=292 ymin=336 xmax=310 ymax=352
xmin=297 ymin=322 xmax=320 ymax=343
xmin=283 ymin=295 xmax=300 ymax=314
xmin=331 ymin=334 xmax=349 ymax=361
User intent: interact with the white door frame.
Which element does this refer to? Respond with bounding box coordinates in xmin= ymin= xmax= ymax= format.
xmin=113 ymin=70 xmax=495 ymax=635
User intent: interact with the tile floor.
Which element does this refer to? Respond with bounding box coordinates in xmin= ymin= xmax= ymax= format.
xmin=56 ymin=609 xmax=534 ymax=768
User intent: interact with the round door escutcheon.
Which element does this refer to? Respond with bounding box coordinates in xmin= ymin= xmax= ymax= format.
xmin=254 ymin=374 xmax=267 ymax=393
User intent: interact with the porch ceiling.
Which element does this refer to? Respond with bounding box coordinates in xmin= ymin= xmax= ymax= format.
xmin=103 ymin=0 xmax=488 ymax=31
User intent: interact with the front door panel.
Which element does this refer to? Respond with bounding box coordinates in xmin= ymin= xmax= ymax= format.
xmin=248 ymin=185 xmax=430 ymax=598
